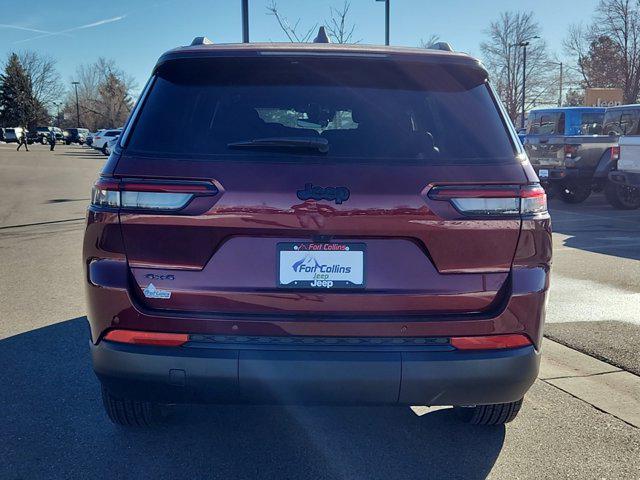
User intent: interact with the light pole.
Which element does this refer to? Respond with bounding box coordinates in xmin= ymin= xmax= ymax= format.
xmin=53 ymin=102 xmax=60 ymax=126
xmin=514 ymin=36 xmax=540 ymax=129
xmin=548 ymin=61 xmax=563 ymax=107
xmin=376 ymin=0 xmax=389 ymax=45
xmin=241 ymin=0 xmax=249 ymax=43
xmin=71 ymin=81 xmax=80 ymax=127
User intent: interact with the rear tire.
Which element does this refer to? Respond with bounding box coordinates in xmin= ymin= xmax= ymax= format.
xmin=557 ymin=183 xmax=591 ymax=204
xmin=454 ymin=398 xmax=523 ymax=425
xmin=101 ymin=386 xmax=161 ymax=427
xmin=101 ymin=144 xmax=108 ymax=155
xmin=605 ymin=181 xmax=640 ymax=210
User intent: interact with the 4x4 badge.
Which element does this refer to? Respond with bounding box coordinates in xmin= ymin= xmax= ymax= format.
xmin=297 ymin=183 xmax=350 ymax=204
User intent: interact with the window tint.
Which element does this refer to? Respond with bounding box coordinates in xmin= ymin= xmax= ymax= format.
xmin=125 ymin=58 xmax=515 ymax=163
xmin=579 ymin=113 xmax=604 ymax=134
xmin=603 ymin=109 xmax=640 ymax=136
xmin=528 ymin=112 xmax=561 ymax=135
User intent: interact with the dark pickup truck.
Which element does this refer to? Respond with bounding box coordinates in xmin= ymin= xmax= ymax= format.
xmin=524 ymin=135 xmax=618 ymax=203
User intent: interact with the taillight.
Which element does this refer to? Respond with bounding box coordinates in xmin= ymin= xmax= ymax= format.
xmin=611 ymin=146 xmax=620 ymax=161
xmin=451 ymin=334 xmax=532 ymax=350
xmin=104 ymin=329 xmax=188 ymax=347
xmin=90 ymin=177 xmax=218 ymax=211
xmin=428 ymin=184 xmax=547 ymax=217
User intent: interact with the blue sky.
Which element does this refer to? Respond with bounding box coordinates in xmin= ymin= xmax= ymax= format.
xmin=1 ymin=0 xmax=600 ymax=94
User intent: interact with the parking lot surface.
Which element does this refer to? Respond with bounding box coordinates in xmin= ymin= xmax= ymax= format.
xmin=1 ymin=144 xmax=639 ymax=479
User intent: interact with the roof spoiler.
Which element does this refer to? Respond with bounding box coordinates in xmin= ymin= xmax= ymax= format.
xmin=190 ymin=36 xmax=213 ymax=46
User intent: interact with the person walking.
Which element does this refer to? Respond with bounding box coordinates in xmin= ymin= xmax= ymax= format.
xmin=49 ymin=129 xmax=56 ymax=151
xmin=16 ymin=128 xmax=29 ymax=151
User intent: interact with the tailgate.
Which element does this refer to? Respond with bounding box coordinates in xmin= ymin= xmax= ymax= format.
xmin=116 ymin=158 xmax=525 ymax=316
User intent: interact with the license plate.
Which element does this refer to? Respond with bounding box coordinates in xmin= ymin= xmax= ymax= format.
xmin=538 ymin=169 xmax=549 ymax=178
xmin=277 ymin=243 xmax=365 ymax=289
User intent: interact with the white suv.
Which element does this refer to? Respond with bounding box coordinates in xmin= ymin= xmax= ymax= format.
xmin=92 ymin=129 xmax=121 ymax=154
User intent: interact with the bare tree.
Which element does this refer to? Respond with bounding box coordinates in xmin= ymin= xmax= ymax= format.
xmin=266 ymin=0 xmax=359 ymax=44
xmin=325 ymin=1 xmax=359 ymax=44
xmin=564 ymin=23 xmax=591 ymax=87
xmin=266 ymin=1 xmax=317 ymax=42
xmin=593 ymin=0 xmax=640 ymax=103
xmin=480 ymin=11 xmax=556 ymax=122
xmin=17 ymin=50 xmax=63 ymax=114
xmin=419 ymin=34 xmax=441 ymax=49
xmin=62 ymin=58 xmax=136 ymax=130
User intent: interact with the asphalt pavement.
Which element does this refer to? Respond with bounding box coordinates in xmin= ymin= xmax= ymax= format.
xmin=0 ymin=143 xmax=639 ymax=480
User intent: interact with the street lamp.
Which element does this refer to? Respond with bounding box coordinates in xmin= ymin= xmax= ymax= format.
xmin=548 ymin=61 xmax=564 ymax=107
xmin=513 ymin=36 xmax=540 ymax=129
xmin=375 ymin=0 xmax=390 ymax=46
xmin=71 ymin=81 xmax=80 ymax=127
xmin=53 ymin=102 xmax=60 ymax=127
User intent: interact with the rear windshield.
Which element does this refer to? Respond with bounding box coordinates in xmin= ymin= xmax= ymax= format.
xmin=579 ymin=112 xmax=604 ymax=134
xmin=603 ymin=109 xmax=640 ymax=136
xmin=527 ymin=112 xmax=565 ymax=135
xmin=125 ymin=57 xmax=516 ymax=163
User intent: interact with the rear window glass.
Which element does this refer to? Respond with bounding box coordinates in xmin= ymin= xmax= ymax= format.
xmin=528 ymin=112 xmax=564 ymax=135
xmin=579 ymin=113 xmax=604 ymax=134
xmin=126 ymin=57 xmax=516 ymax=163
xmin=603 ymin=109 xmax=640 ymax=136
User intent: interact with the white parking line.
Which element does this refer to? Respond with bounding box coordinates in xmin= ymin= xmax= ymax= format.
xmin=551 ymin=209 xmax=640 ymax=224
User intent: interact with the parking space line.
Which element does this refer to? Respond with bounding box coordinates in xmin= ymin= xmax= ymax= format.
xmin=554 ymin=241 xmax=640 ymax=252
xmin=550 ymin=209 xmax=640 ymax=225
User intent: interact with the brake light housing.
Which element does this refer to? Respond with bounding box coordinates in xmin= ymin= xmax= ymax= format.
xmin=428 ymin=184 xmax=547 ymax=217
xmin=91 ymin=177 xmax=219 ymax=211
xmin=611 ymin=145 xmax=620 ymax=161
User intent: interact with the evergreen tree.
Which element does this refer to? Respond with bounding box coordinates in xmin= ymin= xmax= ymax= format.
xmin=0 ymin=53 xmax=49 ymax=128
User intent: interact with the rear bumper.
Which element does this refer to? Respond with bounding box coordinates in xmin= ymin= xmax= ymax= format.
xmin=609 ymin=170 xmax=640 ymax=188
xmin=92 ymin=339 xmax=539 ymax=406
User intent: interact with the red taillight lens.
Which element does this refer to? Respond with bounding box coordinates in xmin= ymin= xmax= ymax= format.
xmin=104 ymin=330 xmax=188 ymax=347
xmin=451 ymin=334 xmax=532 ymax=350
xmin=611 ymin=146 xmax=620 ymax=161
xmin=428 ymin=184 xmax=547 ymax=217
xmin=90 ymin=178 xmax=218 ymax=210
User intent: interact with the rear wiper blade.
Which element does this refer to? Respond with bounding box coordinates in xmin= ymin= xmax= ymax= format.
xmin=228 ymin=136 xmax=329 ymax=153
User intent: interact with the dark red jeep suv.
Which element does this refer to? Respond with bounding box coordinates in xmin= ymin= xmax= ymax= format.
xmin=84 ymin=39 xmax=551 ymax=426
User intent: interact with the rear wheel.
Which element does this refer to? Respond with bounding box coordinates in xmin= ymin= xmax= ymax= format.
xmin=454 ymin=398 xmax=523 ymax=425
xmin=605 ymin=181 xmax=640 ymax=210
xmin=101 ymin=386 xmax=161 ymax=427
xmin=557 ymin=183 xmax=591 ymax=204
xmin=101 ymin=144 xmax=108 ymax=155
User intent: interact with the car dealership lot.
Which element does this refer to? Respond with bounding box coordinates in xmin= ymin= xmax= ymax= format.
xmin=0 ymin=144 xmax=639 ymax=479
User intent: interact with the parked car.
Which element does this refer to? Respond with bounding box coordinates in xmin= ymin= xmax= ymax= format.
xmin=86 ymin=131 xmax=100 ymax=147
xmin=607 ymin=105 xmax=640 ymax=209
xmin=92 ymin=129 xmax=121 ymax=154
xmin=103 ymin=135 xmax=119 ymax=155
xmin=27 ymin=126 xmax=53 ymax=144
xmin=524 ymin=106 xmax=623 ymax=203
xmin=85 ymin=38 xmax=550 ymax=427
xmin=63 ymin=128 xmax=90 ymax=145
xmin=526 ymin=107 xmax=605 ymax=137
xmin=3 ymin=127 xmax=24 ymax=143
xmin=0 ymin=128 xmax=5 ymax=142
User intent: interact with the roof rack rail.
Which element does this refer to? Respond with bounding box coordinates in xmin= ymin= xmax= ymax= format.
xmin=427 ymin=42 xmax=454 ymax=52
xmin=190 ymin=36 xmax=213 ymax=46
xmin=313 ymin=26 xmax=331 ymax=44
